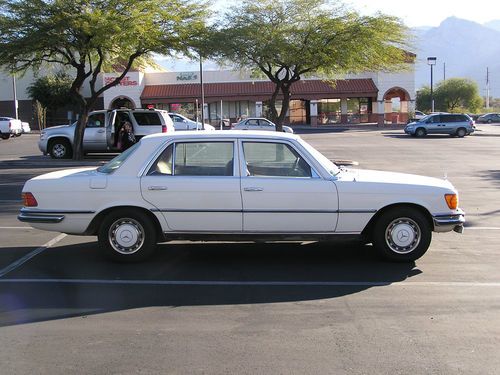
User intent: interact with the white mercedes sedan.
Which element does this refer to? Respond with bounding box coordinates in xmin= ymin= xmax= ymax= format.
xmin=19 ymin=131 xmax=464 ymax=262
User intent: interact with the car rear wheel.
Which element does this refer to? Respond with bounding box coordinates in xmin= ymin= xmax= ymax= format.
xmin=415 ymin=128 xmax=426 ymax=137
xmin=0 ymin=132 xmax=10 ymax=140
xmin=372 ymin=207 xmax=432 ymax=262
xmin=98 ymin=209 xmax=157 ymax=262
xmin=456 ymin=128 xmax=466 ymax=138
xmin=49 ymin=139 xmax=73 ymax=159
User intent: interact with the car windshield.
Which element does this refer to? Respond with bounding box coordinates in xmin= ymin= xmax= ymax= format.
xmin=97 ymin=142 xmax=139 ymax=174
xmin=418 ymin=115 xmax=431 ymax=122
xmin=298 ymin=138 xmax=340 ymax=176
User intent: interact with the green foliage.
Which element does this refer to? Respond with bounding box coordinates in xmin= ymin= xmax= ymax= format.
xmin=0 ymin=0 xmax=208 ymax=158
xmin=417 ymin=78 xmax=483 ymax=113
xmin=27 ymin=73 xmax=79 ymax=112
xmin=208 ymin=0 xmax=411 ymax=128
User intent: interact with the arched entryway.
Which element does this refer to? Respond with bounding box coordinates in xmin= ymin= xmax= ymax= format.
xmin=110 ymin=96 xmax=136 ymax=109
xmin=383 ymin=87 xmax=411 ymax=124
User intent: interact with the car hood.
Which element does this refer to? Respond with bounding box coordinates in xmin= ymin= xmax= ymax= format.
xmin=43 ymin=123 xmax=75 ymax=132
xmin=338 ymin=168 xmax=455 ymax=190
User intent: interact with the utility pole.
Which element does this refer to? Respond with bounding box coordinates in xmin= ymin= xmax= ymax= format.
xmin=486 ymin=67 xmax=490 ymax=109
xmin=12 ymin=74 xmax=19 ymax=120
xmin=199 ymin=55 xmax=205 ymax=126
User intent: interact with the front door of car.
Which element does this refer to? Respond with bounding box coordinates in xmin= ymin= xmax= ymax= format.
xmin=140 ymin=140 xmax=242 ymax=232
xmin=83 ymin=112 xmax=107 ymax=151
xmin=244 ymin=119 xmax=260 ymax=130
xmin=426 ymin=115 xmax=442 ymax=133
xmin=239 ymin=140 xmax=338 ymax=232
xmin=171 ymin=114 xmax=189 ymax=130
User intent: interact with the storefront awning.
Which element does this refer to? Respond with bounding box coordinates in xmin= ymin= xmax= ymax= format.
xmin=141 ymin=79 xmax=378 ymax=103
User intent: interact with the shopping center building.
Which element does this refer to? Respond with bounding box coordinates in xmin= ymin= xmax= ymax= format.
xmin=0 ymin=60 xmax=416 ymax=128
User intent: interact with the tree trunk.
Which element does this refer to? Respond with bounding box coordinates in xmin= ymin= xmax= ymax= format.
xmin=275 ymin=84 xmax=291 ymax=131
xmin=72 ymin=109 xmax=89 ymax=160
xmin=268 ymin=82 xmax=281 ymax=126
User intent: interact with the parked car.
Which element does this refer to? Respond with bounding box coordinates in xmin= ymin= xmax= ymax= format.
xmin=169 ymin=112 xmax=215 ymax=131
xmin=19 ymin=131 xmax=464 ymax=263
xmin=22 ymin=122 xmax=31 ymax=134
xmin=476 ymin=113 xmax=500 ymax=124
xmin=38 ymin=108 xmax=174 ymax=158
xmin=0 ymin=116 xmax=23 ymax=139
xmin=232 ymin=118 xmax=294 ymax=133
xmin=414 ymin=110 xmax=426 ymax=120
xmin=404 ymin=113 xmax=475 ymax=137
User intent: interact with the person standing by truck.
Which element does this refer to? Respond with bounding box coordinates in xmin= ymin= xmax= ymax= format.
xmin=117 ymin=121 xmax=136 ymax=151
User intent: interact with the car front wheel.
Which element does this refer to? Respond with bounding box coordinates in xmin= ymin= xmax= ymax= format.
xmin=372 ymin=207 xmax=432 ymax=262
xmin=98 ymin=209 xmax=157 ymax=262
xmin=415 ymin=128 xmax=426 ymax=137
xmin=49 ymin=139 xmax=73 ymax=159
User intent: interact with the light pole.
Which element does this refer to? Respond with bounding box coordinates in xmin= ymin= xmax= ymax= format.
xmin=199 ymin=54 xmax=205 ymax=127
xmin=427 ymin=57 xmax=437 ymax=112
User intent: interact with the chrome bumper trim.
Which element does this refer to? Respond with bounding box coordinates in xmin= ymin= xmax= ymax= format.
xmin=18 ymin=213 xmax=65 ymax=223
xmin=433 ymin=212 xmax=465 ymax=233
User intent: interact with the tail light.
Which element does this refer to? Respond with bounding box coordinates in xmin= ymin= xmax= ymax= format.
xmin=22 ymin=192 xmax=38 ymax=207
xmin=9 ymin=121 xmax=12 ymax=129
xmin=162 ymin=125 xmax=167 ymax=133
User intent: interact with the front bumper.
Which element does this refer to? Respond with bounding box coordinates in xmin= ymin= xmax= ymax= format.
xmin=433 ymin=210 xmax=465 ymax=233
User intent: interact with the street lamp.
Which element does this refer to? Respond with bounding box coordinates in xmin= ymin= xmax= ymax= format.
xmin=427 ymin=57 xmax=437 ymax=112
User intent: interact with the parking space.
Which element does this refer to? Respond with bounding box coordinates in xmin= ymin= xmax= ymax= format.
xmin=1 ymin=127 xmax=499 ymax=373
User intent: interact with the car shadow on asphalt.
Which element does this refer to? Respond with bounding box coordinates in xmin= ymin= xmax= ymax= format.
xmin=0 ymin=241 xmax=420 ymax=327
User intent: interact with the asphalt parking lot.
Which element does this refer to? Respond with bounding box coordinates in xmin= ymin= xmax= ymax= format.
xmin=1 ymin=127 xmax=499 ymax=374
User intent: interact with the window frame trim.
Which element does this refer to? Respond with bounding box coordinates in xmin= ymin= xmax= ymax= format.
xmin=238 ymin=139 xmax=321 ymax=180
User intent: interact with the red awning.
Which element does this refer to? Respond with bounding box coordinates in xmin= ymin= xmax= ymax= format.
xmin=141 ymin=79 xmax=378 ymax=103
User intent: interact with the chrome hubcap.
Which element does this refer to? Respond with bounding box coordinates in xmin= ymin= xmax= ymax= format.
xmin=108 ymin=218 xmax=145 ymax=255
xmin=385 ymin=217 xmax=421 ymax=254
xmin=53 ymin=144 xmax=66 ymax=158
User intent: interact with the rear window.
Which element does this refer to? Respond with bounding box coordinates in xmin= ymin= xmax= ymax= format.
xmin=97 ymin=143 xmax=139 ymax=174
xmin=133 ymin=112 xmax=162 ymax=126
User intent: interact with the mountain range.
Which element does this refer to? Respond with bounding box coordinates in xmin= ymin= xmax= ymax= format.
xmin=413 ymin=17 xmax=500 ymax=98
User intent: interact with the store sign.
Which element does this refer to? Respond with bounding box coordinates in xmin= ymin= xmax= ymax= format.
xmin=104 ymin=76 xmax=138 ymax=86
xmin=176 ymin=72 xmax=198 ymax=81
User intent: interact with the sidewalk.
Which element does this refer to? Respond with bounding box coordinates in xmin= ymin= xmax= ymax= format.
xmin=290 ymin=122 xmax=407 ymax=131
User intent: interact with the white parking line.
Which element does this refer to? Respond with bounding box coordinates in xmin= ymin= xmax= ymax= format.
xmin=0 ymin=278 xmax=498 ymax=287
xmin=0 ymin=233 xmax=67 ymax=277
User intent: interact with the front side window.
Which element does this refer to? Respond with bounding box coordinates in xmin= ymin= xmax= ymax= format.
xmin=243 ymin=142 xmax=312 ymax=178
xmin=174 ymin=142 xmax=234 ymax=176
xmin=86 ymin=113 xmax=106 ymax=128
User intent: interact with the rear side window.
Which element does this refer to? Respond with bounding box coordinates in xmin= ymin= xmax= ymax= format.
xmin=133 ymin=112 xmax=162 ymax=126
xmin=174 ymin=142 xmax=234 ymax=176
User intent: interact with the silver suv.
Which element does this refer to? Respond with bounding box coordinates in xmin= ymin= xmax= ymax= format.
xmin=405 ymin=113 xmax=475 ymax=138
xmin=39 ymin=108 xmax=174 ymax=158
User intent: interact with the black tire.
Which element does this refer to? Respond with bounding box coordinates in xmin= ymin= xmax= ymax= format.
xmin=372 ymin=207 xmax=432 ymax=262
xmin=98 ymin=209 xmax=157 ymax=262
xmin=49 ymin=138 xmax=73 ymax=159
xmin=487 ymin=119 xmax=492 ymax=124
xmin=415 ymin=128 xmax=426 ymax=138
xmin=1 ymin=132 xmax=10 ymax=140
xmin=456 ymin=128 xmax=466 ymax=138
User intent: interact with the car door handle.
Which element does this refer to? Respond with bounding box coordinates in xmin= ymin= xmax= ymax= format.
xmin=148 ymin=186 xmax=168 ymax=191
xmin=244 ymin=187 xmax=263 ymax=192
xmin=97 ymin=129 xmax=105 ymax=133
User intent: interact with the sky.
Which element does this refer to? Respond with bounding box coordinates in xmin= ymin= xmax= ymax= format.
xmin=338 ymin=0 xmax=499 ymax=27
xmin=160 ymin=0 xmax=500 ymax=71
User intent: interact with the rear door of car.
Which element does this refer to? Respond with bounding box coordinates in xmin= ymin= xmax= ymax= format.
xmin=239 ymin=139 xmax=338 ymax=232
xmin=140 ymin=139 xmax=242 ymax=232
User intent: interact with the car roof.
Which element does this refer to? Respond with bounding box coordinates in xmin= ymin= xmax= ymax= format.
xmin=142 ymin=130 xmax=299 ymax=145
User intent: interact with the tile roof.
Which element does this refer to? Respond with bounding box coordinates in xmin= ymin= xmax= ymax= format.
xmin=141 ymin=79 xmax=378 ymax=102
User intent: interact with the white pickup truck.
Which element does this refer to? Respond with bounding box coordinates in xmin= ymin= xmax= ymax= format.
xmin=39 ymin=108 xmax=174 ymax=158
xmin=0 ymin=116 xmax=23 ymax=139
